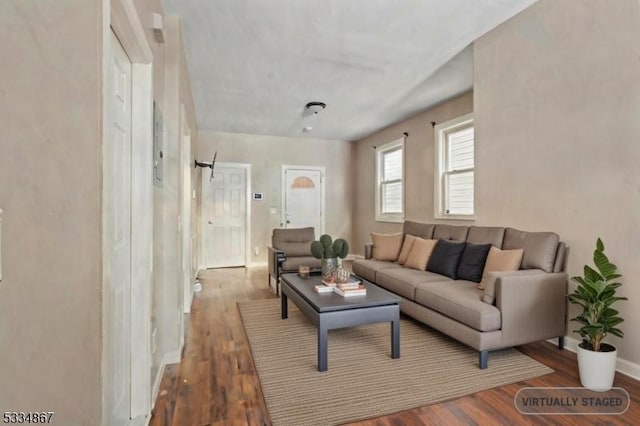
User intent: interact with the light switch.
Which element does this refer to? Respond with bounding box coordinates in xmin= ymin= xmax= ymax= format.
xmin=270 ymin=207 xmax=277 ymax=215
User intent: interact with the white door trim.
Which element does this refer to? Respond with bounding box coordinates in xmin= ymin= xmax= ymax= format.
xmin=105 ymin=1 xmax=153 ymax=424
xmin=281 ymin=165 xmax=326 ymax=234
xmin=200 ymin=162 xmax=252 ymax=268
xmin=180 ymin=104 xmax=192 ymax=314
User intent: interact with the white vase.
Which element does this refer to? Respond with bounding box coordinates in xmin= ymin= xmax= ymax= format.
xmin=576 ymin=343 xmax=617 ymax=391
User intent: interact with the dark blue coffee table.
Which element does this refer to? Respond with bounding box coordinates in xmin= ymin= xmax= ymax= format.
xmin=279 ymin=273 xmax=400 ymax=372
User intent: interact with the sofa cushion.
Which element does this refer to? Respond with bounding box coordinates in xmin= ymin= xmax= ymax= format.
xmin=433 ymin=224 xmax=469 ymax=241
xmin=481 ymin=269 xmax=546 ymax=305
xmin=272 ymin=227 xmax=315 ymax=256
xmin=275 ymin=241 xmax=313 ymax=257
xmin=415 ymin=281 xmax=502 ymax=332
xmin=502 ymin=228 xmax=559 ymax=272
xmin=273 ymin=227 xmax=315 ymax=243
xmin=478 ymin=246 xmax=524 ymax=290
xmin=397 ymin=234 xmax=417 ymax=265
xmin=466 ymin=226 xmax=506 ymax=247
xmin=402 ymin=221 xmax=435 ymax=239
xmin=352 ymin=259 xmax=401 ymax=283
xmin=377 ymin=268 xmax=451 ymax=300
xmin=371 ymin=232 xmax=404 ymax=261
xmin=427 ymin=239 xmax=466 ymax=279
xmin=457 ymin=243 xmax=492 ymax=283
xmin=281 ymin=256 xmax=321 ymax=272
xmin=404 ymin=238 xmax=438 ymax=271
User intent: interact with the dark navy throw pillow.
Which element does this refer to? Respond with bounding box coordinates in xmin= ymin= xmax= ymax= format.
xmin=457 ymin=242 xmax=492 ymax=283
xmin=426 ymin=239 xmax=466 ymax=279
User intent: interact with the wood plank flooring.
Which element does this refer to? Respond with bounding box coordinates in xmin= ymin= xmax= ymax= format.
xmin=149 ymin=267 xmax=639 ymax=425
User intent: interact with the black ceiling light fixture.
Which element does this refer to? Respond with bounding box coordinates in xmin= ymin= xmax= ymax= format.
xmin=302 ymin=101 xmax=326 ymax=133
xmin=305 ymin=101 xmax=326 ymax=114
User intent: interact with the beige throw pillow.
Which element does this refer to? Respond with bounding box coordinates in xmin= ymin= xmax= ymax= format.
xmin=397 ymin=235 xmax=417 ymax=265
xmin=371 ymin=232 xmax=404 ymax=261
xmin=478 ymin=246 xmax=524 ymax=290
xmin=404 ymin=238 xmax=438 ymax=271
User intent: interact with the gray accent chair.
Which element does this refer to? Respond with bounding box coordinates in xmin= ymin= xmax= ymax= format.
xmin=267 ymin=227 xmax=322 ymax=294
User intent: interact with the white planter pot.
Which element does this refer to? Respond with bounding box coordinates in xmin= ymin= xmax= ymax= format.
xmin=576 ymin=344 xmax=617 ymax=391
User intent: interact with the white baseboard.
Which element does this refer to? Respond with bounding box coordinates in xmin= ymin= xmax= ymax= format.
xmin=165 ymin=350 xmax=181 ymax=364
xmin=150 ymin=349 xmax=183 ymax=420
xmin=547 ymin=336 xmax=640 ymax=380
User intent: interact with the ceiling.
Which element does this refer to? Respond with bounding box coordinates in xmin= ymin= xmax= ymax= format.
xmin=164 ymin=0 xmax=536 ymax=141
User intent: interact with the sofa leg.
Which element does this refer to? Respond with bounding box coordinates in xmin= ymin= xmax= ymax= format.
xmin=558 ymin=336 xmax=565 ymax=350
xmin=479 ymin=351 xmax=488 ymax=369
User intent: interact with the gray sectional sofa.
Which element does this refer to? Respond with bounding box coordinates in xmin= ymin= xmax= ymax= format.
xmin=352 ymin=221 xmax=568 ymax=369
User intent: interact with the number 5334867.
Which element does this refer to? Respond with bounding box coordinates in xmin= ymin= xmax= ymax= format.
xmin=3 ymin=412 xmax=54 ymax=423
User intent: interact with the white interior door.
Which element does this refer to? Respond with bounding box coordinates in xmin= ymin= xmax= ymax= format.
xmin=107 ymin=31 xmax=132 ymax=425
xmin=283 ymin=166 xmax=325 ymax=236
xmin=202 ymin=164 xmax=247 ymax=268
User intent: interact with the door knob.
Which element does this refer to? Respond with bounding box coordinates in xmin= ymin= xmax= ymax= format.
xmin=208 ymin=220 xmax=213 ymax=224
xmin=286 ymin=220 xmax=290 ymax=224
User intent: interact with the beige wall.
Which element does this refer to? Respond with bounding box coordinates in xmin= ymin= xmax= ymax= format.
xmin=131 ymin=0 xmax=200 ymax=390
xmin=474 ymin=0 xmax=640 ymax=364
xmin=198 ymin=132 xmax=354 ymax=263
xmin=0 ymin=0 xmax=199 ymax=422
xmin=0 ymin=0 xmax=102 ymax=422
xmin=353 ymin=92 xmax=474 ymax=253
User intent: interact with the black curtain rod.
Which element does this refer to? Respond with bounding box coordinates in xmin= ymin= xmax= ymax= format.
xmin=373 ymin=132 xmax=408 ymax=149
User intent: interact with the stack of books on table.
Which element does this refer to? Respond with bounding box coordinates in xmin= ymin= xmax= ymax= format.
xmin=333 ymin=282 xmax=367 ymax=297
xmin=314 ymin=279 xmax=367 ymax=297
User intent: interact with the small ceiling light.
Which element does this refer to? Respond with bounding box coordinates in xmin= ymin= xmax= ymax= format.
xmin=305 ymin=101 xmax=326 ymax=114
xmin=302 ymin=126 xmax=313 ymax=132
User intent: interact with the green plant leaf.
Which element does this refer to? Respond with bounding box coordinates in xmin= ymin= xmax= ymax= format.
xmin=609 ymin=328 xmax=624 ymax=338
xmin=594 ymin=250 xmax=616 ymax=278
xmin=584 ymin=265 xmax=602 ymax=283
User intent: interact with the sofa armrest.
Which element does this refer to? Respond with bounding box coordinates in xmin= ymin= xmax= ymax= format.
xmin=494 ymin=271 xmax=568 ymax=347
xmin=267 ymin=246 xmax=286 ymax=280
xmin=364 ymin=244 xmax=373 ymax=260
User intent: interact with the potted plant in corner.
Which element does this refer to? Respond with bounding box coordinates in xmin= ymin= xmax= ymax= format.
xmin=311 ymin=234 xmax=349 ymax=280
xmin=568 ymin=238 xmax=627 ymax=391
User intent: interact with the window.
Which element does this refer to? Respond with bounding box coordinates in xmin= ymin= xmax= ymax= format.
xmin=434 ymin=113 xmax=474 ymax=219
xmin=375 ymin=138 xmax=404 ymax=222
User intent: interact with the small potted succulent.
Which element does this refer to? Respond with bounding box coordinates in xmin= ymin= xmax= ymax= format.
xmin=311 ymin=234 xmax=350 ymax=280
xmin=567 ymin=238 xmax=627 ymax=391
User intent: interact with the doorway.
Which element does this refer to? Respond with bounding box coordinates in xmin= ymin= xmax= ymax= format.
xmin=281 ymin=165 xmax=325 ymax=236
xmin=104 ymin=2 xmax=154 ymax=424
xmin=201 ymin=163 xmax=251 ymax=268
xmin=105 ymin=30 xmax=133 ymax=426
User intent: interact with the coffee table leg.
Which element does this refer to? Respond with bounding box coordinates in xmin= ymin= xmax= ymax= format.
xmin=281 ymin=292 xmax=288 ymax=320
xmin=391 ymin=318 xmax=400 ymax=359
xmin=318 ymin=322 xmax=328 ymax=372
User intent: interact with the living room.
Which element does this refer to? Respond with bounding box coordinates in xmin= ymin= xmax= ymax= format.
xmin=1 ymin=0 xmax=638 ymax=425
xmin=162 ymin=0 xmax=640 ymax=424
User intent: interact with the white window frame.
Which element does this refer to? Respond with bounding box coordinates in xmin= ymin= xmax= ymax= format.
xmin=375 ymin=138 xmax=405 ymax=222
xmin=434 ymin=113 xmax=475 ymax=220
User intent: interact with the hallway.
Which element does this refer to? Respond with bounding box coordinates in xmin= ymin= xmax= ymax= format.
xmin=150 ymin=268 xmax=272 ymax=425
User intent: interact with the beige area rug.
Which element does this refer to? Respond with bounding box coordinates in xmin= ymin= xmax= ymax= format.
xmin=238 ymin=299 xmax=553 ymax=426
